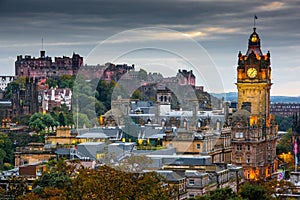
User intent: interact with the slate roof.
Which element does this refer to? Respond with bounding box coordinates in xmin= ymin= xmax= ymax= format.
xmin=156 ymin=170 xmax=185 ymax=182
xmin=76 ymin=132 xmax=109 ymax=139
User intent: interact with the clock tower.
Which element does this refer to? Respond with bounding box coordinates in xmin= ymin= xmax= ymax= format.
xmin=231 ymin=26 xmax=278 ymax=180
xmin=236 ymin=27 xmax=271 ymax=118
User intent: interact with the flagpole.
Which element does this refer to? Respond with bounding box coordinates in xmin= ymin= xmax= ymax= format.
xmin=254 ymin=15 xmax=258 ymax=29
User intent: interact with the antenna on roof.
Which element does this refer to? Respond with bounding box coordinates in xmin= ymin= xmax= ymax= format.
xmin=42 ymin=38 xmax=44 ymax=50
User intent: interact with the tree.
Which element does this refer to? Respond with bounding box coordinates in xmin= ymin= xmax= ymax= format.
xmin=20 ymin=162 xmax=174 ymax=200
xmin=73 ymin=112 xmax=91 ymax=128
xmin=58 ymin=112 xmax=66 ymax=126
xmin=3 ymin=76 xmax=26 ymax=100
xmin=6 ymin=176 xmax=27 ymax=198
xmin=29 ymin=113 xmax=59 ymax=133
xmin=50 ymin=104 xmax=74 ymax=126
xmin=8 ymin=132 xmax=42 ymax=147
xmin=240 ymin=182 xmax=270 ymax=200
xmin=196 ymin=187 xmax=241 ymax=200
xmin=67 ymin=166 xmax=174 ymax=200
xmin=46 ymin=77 xmax=58 ymax=88
xmin=275 ymin=115 xmax=293 ymax=131
xmin=276 ymin=129 xmax=292 ymax=155
xmin=0 ymin=133 xmax=14 ymax=168
xmin=138 ymin=68 xmax=148 ymax=80
xmin=58 ymin=75 xmax=75 ymax=89
xmin=262 ymin=179 xmax=294 ymax=199
xmin=131 ymin=89 xmax=142 ymax=100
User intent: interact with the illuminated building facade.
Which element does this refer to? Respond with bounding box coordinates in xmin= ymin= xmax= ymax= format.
xmin=231 ymin=27 xmax=278 ymax=180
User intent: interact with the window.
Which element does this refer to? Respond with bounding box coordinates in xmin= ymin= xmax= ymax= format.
xmin=236 ymin=145 xmax=242 ymax=151
xmin=183 ymin=120 xmax=187 ymax=128
xmin=235 ymin=132 xmax=244 ymax=138
xmin=189 ymin=194 xmax=195 ymax=198
xmin=247 ymin=155 xmax=250 ymax=163
xmin=169 ymin=143 xmax=173 ymax=147
xmin=236 ymin=155 xmax=242 ymax=163
xmin=196 ymin=143 xmax=201 ymax=150
xmin=189 ymin=179 xmax=195 ymax=185
xmin=247 ymin=145 xmax=250 ymax=151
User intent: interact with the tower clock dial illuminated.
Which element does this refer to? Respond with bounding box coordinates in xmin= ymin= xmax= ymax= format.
xmin=247 ymin=68 xmax=257 ymax=78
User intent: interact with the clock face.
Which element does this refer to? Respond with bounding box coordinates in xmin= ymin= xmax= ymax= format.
xmin=247 ymin=68 xmax=257 ymax=78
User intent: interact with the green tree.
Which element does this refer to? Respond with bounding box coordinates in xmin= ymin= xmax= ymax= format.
xmin=58 ymin=75 xmax=75 ymax=88
xmin=275 ymin=115 xmax=293 ymax=131
xmin=3 ymin=76 xmax=26 ymax=99
xmin=58 ymin=112 xmax=66 ymax=126
xmin=196 ymin=187 xmax=241 ymax=200
xmin=0 ymin=133 xmax=14 ymax=168
xmin=67 ymin=166 xmax=174 ymax=200
xmin=34 ymin=171 xmax=71 ymax=192
xmin=138 ymin=68 xmax=148 ymax=80
xmin=46 ymin=77 xmax=58 ymax=88
xmin=20 ymin=162 xmax=174 ymax=200
xmin=8 ymin=132 xmax=42 ymax=147
xmin=6 ymin=176 xmax=27 ymax=198
xmin=73 ymin=112 xmax=91 ymax=128
xmin=132 ymin=89 xmax=142 ymax=100
xmin=73 ymin=75 xmax=97 ymax=125
xmin=50 ymin=104 xmax=74 ymax=126
xmin=0 ymin=149 xmax=6 ymax=166
xmin=276 ymin=129 xmax=292 ymax=155
xmin=240 ymin=182 xmax=270 ymax=200
xmin=29 ymin=113 xmax=59 ymax=133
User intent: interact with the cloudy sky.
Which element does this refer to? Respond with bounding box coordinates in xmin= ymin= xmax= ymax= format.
xmin=0 ymin=0 xmax=299 ymax=96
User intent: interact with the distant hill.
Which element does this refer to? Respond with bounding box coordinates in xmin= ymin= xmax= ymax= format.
xmin=211 ymin=92 xmax=300 ymax=103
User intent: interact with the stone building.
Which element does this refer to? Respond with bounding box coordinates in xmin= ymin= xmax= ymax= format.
xmin=271 ymin=103 xmax=300 ymax=117
xmin=231 ymin=27 xmax=278 ymax=180
xmin=15 ymin=51 xmax=83 ymax=78
xmin=177 ymin=69 xmax=195 ymax=87
xmin=0 ymin=76 xmax=14 ymax=91
xmin=14 ymin=143 xmax=55 ymax=167
xmin=11 ymin=77 xmax=39 ymax=118
xmin=42 ymin=87 xmax=72 ymax=112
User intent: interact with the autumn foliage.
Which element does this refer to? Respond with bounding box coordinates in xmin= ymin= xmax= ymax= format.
xmin=17 ymin=160 xmax=174 ymax=200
